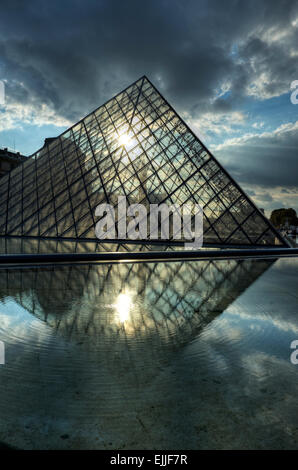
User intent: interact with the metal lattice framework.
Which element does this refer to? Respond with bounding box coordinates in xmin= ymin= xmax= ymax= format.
xmin=0 ymin=76 xmax=286 ymax=247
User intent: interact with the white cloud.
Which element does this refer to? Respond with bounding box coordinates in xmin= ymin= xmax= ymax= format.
xmin=213 ymin=120 xmax=298 ymax=152
xmin=184 ymin=110 xmax=246 ymax=141
xmin=0 ymin=101 xmax=71 ymax=133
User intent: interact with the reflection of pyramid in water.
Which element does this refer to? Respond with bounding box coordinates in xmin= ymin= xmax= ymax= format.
xmin=0 ymin=76 xmax=285 ymax=247
xmin=0 ymin=259 xmax=274 ymax=449
xmin=0 ymin=258 xmax=274 ymax=351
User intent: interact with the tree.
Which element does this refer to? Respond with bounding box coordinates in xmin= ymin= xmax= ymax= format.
xmin=270 ymin=208 xmax=298 ymax=228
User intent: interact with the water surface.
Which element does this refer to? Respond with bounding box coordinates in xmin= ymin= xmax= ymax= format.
xmin=0 ymin=257 xmax=297 ymax=449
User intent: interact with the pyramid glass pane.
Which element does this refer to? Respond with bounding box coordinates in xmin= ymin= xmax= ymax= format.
xmin=0 ymin=76 xmax=286 ymax=247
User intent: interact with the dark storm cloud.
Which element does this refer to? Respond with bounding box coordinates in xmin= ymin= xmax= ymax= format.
xmin=0 ymin=0 xmax=297 ymax=121
xmin=214 ymin=122 xmax=298 ymax=188
xmin=0 ymin=0 xmax=298 ymax=196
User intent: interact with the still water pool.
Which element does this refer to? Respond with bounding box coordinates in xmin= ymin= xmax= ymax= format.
xmin=0 ymin=257 xmax=297 ymax=449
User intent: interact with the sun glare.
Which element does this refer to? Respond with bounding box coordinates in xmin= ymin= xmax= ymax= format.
xmin=115 ymin=293 xmax=132 ymax=323
xmin=118 ymin=133 xmax=131 ymax=146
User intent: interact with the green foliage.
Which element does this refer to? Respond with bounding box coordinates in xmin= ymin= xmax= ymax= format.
xmin=270 ymin=208 xmax=298 ymax=227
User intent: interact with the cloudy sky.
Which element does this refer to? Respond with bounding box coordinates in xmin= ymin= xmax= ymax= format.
xmin=0 ymin=0 xmax=297 ymax=216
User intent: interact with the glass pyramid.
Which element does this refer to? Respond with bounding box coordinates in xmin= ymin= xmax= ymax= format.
xmin=0 ymin=76 xmax=286 ymax=247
